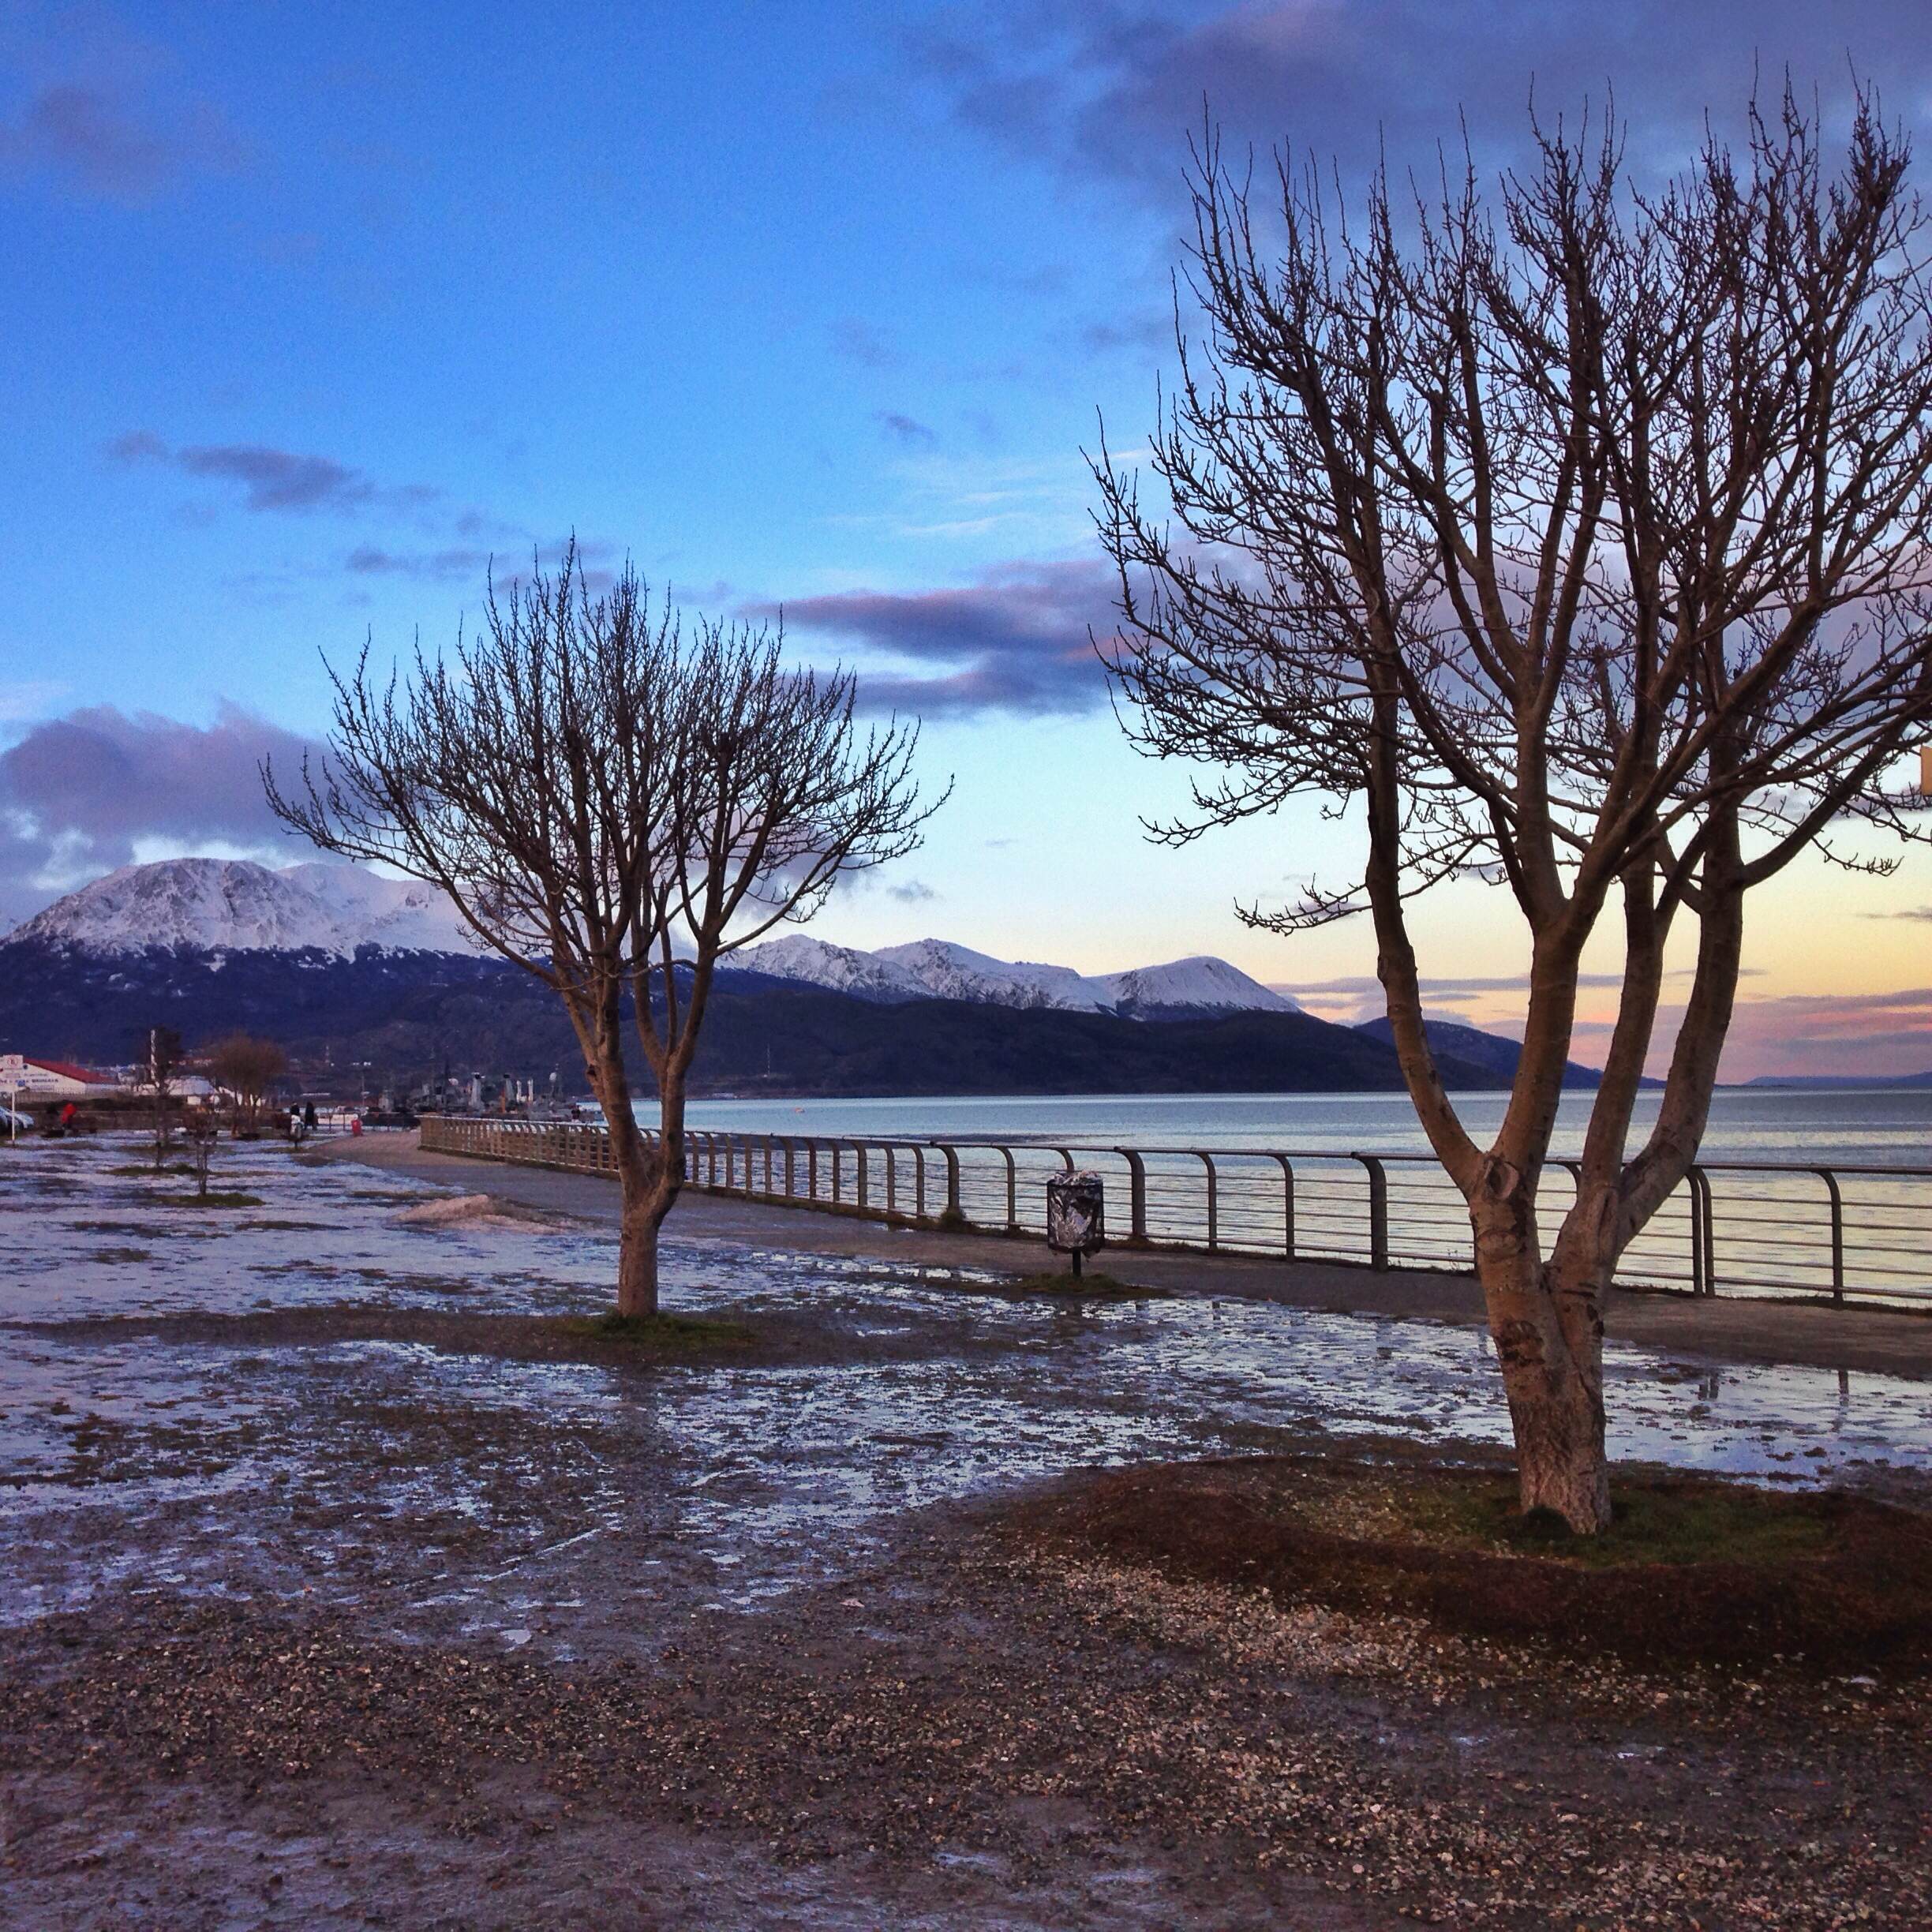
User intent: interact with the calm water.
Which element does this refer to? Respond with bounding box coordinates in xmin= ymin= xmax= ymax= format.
xmin=680 ymin=1087 xmax=1932 ymax=1170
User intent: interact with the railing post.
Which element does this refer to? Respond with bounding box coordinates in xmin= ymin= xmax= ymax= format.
xmin=1687 ymin=1167 xmax=1710 ymax=1296
xmin=784 ymin=1138 xmax=796 ymax=1199
xmin=1196 ymin=1151 xmax=1219 ymax=1252
xmin=1355 ymin=1155 xmax=1388 ymax=1271
xmin=1117 ymin=1149 xmax=1148 ymax=1245
xmin=941 ymin=1143 xmax=961 ymax=1224
xmin=808 ymin=1140 xmax=819 ymax=1201
xmin=886 ymin=1145 xmax=897 ymax=1220
xmin=857 ymin=1143 xmax=870 ymax=1214
xmin=1273 ymin=1155 xmax=1295 ymax=1259
xmin=1001 ymin=1146 xmax=1017 ymax=1232
xmin=913 ymin=1145 xmax=927 ymax=1221
xmin=1816 ymin=1167 xmax=1845 ymax=1305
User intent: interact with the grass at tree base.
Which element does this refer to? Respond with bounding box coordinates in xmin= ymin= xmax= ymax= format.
xmin=1009 ymin=1455 xmax=1932 ymax=1674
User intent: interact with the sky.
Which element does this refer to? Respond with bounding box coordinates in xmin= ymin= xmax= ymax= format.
xmin=4 ymin=1 xmax=1932 ymax=1080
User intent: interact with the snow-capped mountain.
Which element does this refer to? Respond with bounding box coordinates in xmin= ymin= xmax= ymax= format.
xmin=875 ymin=939 xmax=1114 ymax=1012
xmin=736 ymin=933 xmax=1299 ymax=1019
xmin=8 ymin=858 xmax=482 ymax=957
xmin=1093 ymin=956 xmax=1301 ymax=1019
xmin=736 ymin=932 xmax=930 ymax=1002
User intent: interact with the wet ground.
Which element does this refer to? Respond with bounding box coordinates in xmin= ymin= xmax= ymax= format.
xmin=2 ymin=1131 xmax=1929 ymax=1927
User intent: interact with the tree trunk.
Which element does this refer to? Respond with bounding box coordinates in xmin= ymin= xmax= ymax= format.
xmin=616 ymin=1200 xmax=660 ymax=1319
xmin=1474 ymin=1200 xmax=1610 ymax=1533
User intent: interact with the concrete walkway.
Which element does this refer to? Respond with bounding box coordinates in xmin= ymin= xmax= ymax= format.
xmin=313 ymin=1133 xmax=1932 ymax=1380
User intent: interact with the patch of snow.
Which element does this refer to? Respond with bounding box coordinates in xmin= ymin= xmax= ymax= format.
xmin=392 ymin=1193 xmax=575 ymax=1232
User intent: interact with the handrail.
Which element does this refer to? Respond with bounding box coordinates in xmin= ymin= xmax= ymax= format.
xmin=415 ymin=1114 xmax=1932 ymax=1307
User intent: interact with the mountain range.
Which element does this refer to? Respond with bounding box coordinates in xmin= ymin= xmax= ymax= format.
xmin=13 ymin=859 xmax=1301 ymax=1021
xmin=0 ymin=857 xmax=1585 ymax=1098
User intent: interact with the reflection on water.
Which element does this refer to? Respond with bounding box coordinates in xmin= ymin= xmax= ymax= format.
xmin=2 ymin=1133 xmax=1928 ymax=1653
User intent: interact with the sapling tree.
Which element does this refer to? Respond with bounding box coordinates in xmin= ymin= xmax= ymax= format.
xmin=1098 ymin=92 xmax=1932 ymax=1529
xmin=137 ymin=1026 xmax=185 ymax=1172
xmin=267 ymin=545 xmax=938 ymax=1316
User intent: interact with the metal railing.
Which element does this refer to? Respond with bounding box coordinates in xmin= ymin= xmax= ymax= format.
xmin=417 ymin=1115 xmax=1932 ymax=1306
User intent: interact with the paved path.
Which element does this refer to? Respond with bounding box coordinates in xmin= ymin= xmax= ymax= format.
xmin=313 ymin=1133 xmax=1932 ymax=1380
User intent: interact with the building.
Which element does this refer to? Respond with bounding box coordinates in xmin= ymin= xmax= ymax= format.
xmin=0 ymin=1054 xmax=117 ymax=1100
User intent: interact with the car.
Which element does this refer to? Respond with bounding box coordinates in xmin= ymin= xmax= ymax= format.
xmin=0 ymin=1106 xmax=33 ymax=1138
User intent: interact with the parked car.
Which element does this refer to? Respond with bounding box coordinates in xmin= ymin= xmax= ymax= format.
xmin=0 ymin=1106 xmax=33 ymax=1138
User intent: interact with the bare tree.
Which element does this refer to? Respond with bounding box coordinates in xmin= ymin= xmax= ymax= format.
xmin=207 ymin=1032 xmax=289 ymax=1135
xmin=1098 ymin=92 xmax=1932 ymax=1530
xmin=136 ymin=1025 xmax=185 ymax=1172
xmin=267 ymin=545 xmax=939 ymax=1317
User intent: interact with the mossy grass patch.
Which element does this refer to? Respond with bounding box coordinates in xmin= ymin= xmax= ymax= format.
xmin=136 ymin=1190 xmax=266 ymax=1210
xmin=1002 ymin=1270 xmax=1170 ymax=1301
xmin=1013 ymin=1455 xmax=1932 ymax=1674
xmin=554 ymin=1310 xmax=757 ymax=1353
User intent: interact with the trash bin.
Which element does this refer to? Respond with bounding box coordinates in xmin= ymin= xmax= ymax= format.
xmin=1046 ymin=1170 xmax=1106 ymax=1276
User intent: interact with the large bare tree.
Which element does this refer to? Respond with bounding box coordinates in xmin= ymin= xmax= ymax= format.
xmin=268 ymin=546 xmax=938 ymax=1316
xmin=1098 ymin=93 xmax=1932 ymax=1530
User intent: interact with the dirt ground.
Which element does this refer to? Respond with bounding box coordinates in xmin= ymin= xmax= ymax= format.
xmin=3 ymin=1134 xmax=1928 ymax=1928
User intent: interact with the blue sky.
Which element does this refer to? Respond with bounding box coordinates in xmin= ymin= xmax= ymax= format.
xmin=6 ymin=2 xmax=1932 ymax=1076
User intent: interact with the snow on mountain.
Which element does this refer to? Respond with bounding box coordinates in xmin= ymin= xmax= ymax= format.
xmin=739 ymin=936 xmax=1299 ymax=1018
xmin=8 ymin=858 xmax=481 ymax=957
xmin=1095 ymin=956 xmax=1301 ymax=1017
xmin=277 ymin=863 xmax=481 ymax=953
xmin=734 ymin=933 xmax=930 ymax=1002
xmin=875 ymin=939 xmax=1114 ymax=1012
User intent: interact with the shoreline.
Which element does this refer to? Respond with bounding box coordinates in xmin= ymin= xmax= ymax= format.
xmin=314 ymin=1134 xmax=1932 ymax=1382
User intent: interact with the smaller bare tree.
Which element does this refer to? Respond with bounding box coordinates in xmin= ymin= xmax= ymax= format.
xmin=207 ymin=1032 xmax=289 ymax=1136
xmin=185 ymin=1106 xmax=219 ymax=1199
xmin=267 ymin=545 xmax=940 ymax=1316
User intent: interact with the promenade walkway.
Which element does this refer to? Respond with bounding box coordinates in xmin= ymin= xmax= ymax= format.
xmin=316 ymin=1133 xmax=1932 ymax=1380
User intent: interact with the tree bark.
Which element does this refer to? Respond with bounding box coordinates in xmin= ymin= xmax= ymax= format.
xmin=616 ymin=1194 xmax=660 ymax=1319
xmin=605 ymin=1077 xmax=665 ymax=1320
xmin=1473 ymin=1188 xmax=1611 ymax=1531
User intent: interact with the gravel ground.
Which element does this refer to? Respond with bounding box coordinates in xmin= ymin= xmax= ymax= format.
xmin=3 ymin=1496 xmax=1926 ymax=1929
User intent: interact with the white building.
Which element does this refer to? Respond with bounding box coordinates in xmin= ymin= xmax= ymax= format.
xmin=0 ymin=1054 xmax=117 ymax=1100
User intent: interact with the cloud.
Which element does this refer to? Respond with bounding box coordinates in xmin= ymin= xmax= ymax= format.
xmin=0 ymin=702 xmax=324 ymax=918
xmin=1080 ymin=312 xmax=1173 ymax=355
xmin=346 ymin=545 xmax=492 ymax=581
xmin=910 ymin=2 xmax=1932 ymax=198
xmin=107 ymin=432 xmax=428 ymax=515
xmin=760 ymin=557 xmax=1121 ymax=717
xmin=876 ymin=411 xmax=938 ymax=447
xmin=0 ymin=79 xmax=242 ymax=201
xmin=830 ymin=316 xmax=899 ymax=368
xmin=887 ymin=878 xmax=938 ymax=903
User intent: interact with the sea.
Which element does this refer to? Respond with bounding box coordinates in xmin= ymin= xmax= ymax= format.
xmin=678 ymin=1086 xmax=1932 ymax=1171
